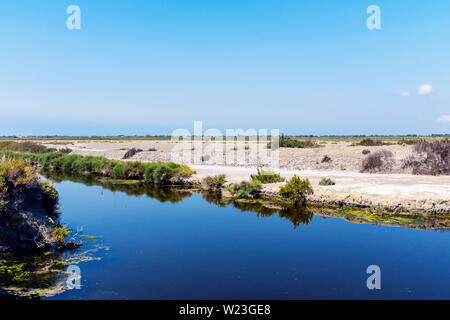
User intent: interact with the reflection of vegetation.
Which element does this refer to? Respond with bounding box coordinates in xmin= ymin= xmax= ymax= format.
xmin=42 ymin=171 xmax=193 ymax=204
xmin=278 ymin=206 xmax=313 ymax=228
xmin=0 ymin=238 xmax=108 ymax=299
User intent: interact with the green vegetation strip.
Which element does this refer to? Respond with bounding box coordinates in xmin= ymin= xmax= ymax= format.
xmin=0 ymin=150 xmax=195 ymax=184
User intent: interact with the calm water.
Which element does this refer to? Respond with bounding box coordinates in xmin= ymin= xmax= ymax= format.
xmin=36 ymin=179 xmax=450 ymax=300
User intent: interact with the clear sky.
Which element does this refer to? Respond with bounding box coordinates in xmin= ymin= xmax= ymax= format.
xmin=0 ymin=0 xmax=449 ymax=136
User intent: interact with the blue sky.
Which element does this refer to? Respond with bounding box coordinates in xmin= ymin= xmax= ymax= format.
xmin=0 ymin=0 xmax=449 ymax=136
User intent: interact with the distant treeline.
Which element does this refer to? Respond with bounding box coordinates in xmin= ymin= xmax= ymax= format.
xmin=0 ymin=134 xmax=448 ymax=140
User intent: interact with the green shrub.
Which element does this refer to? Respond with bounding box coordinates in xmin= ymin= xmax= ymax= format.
xmin=319 ymin=177 xmax=336 ymax=186
xmin=203 ymin=174 xmax=226 ymax=189
xmin=353 ymin=138 xmax=390 ymax=147
xmin=52 ymin=226 xmax=72 ymax=242
xmin=226 ymin=180 xmax=262 ymax=199
xmin=39 ymin=179 xmax=59 ymax=212
xmin=0 ymin=150 xmax=195 ymax=184
xmin=251 ymin=168 xmax=285 ymax=184
xmin=279 ymin=176 xmax=313 ymax=205
xmin=279 ymin=135 xmax=320 ymax=149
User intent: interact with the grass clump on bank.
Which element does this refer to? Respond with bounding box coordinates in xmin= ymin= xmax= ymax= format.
xmin=203 ymin=174 xmax=226 ymax=190
xmin=319 ymin=177 xmax=336 ymax=186
xmin=0 ymin=158 xmax=59 ymax=213
xmin=279 ymin=176 xmax=313 ymax=206
xmin=225 ymin=180 xmax=262 ymax=199
xmin=52 ymin=226 xmax=72 ymax=243
xmin=251 ymin=168 xmax=285 ymax=184
xmin=0 ymin=150 xmax=195 ymax=185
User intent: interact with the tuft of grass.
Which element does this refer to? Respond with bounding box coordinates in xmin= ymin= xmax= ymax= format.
xmin=52 ymin=226 xmax=72 ymax=242
xmin=251 ymin=168 xmax=285 ymax=184
xmin=203 ymin=174 xmax=226 ymax=190
xmin=319 ymin=177 xmax=336 ymax=186
xmin=225 ymin=180 xmax=262 ymax=199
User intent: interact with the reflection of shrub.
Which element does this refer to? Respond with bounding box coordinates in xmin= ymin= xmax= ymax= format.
xmin=251 ymin=168 xmax=285 ymax=184
xmin=319 ymin=177 xmax=336 ymax=186
xmin=361 ymin=150 xmax=393 ymax=173
xmin=225 ymin=180 xmax=262 ymax=199
xmin=279 ymin=176 xmax=313 ymax=206
xmin=203 ymin=174 xmax=226 ymax=190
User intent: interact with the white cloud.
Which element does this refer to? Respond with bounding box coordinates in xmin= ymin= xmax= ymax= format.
xmin=437 ymin=115 xmax=450 ymax=123
xmin=401 ymin=91 xmax=411 ymax=97
xmin=418 ymin=84 xmax=434 ymax=96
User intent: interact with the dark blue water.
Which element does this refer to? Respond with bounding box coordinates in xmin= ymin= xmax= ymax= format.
xmin=47 ymin=180 xmax=450 ymax=300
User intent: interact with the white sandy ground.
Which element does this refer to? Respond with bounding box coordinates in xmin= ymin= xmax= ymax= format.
xmin=41 ymin=140 xmax=450 ymax=213
xmin=191 ymin=165 xmax=450 ymax=200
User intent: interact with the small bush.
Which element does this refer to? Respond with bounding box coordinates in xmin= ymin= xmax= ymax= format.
xmin=354 ymin=138 xmax=390 ymax=147
xmin=319 ymin=177 xmax=336 ymax=186
xmin=279 ymin=176 xmax=313 ymax=206
xmin=279 ymin=135 xmax=320 ymax=148
xmin=203 ymin=174 xmax=226 ymax=190
xmin=398 ymin=138 xmax=422 ymax=145
xmin=362 ymin=149 xmax=371 ymax=155
xmin=52 ymin=226 xmax=72 ymax=243
xmin=122 ymin=148 xmax=143 ymax=159
xmin=361 ymin=150 xmax=393 ymax=173
xmin=39 ymin=180 xmax=59 ymax=212
xmin=225 ymin=180 xmax=262 ymax=199
xmin=251 ymin=168 xmax=285 ymax=184
xmin=321 ymin=155 xmax=331 ymax=163
xmin=403 ymin=140 xmax=450 ymax=175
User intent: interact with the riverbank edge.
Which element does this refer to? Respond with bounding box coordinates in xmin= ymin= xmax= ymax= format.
xmin=1 ymin=149 xmax=448 ymax=216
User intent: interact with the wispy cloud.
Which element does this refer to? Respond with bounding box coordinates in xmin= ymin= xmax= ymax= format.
xmin=437 ymin=115 xmax=450 ymax=123
xmin=418 ymin=84 xmax=434 ymax=96
xmin=401 ymin=91 xmax=411 ymax=97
